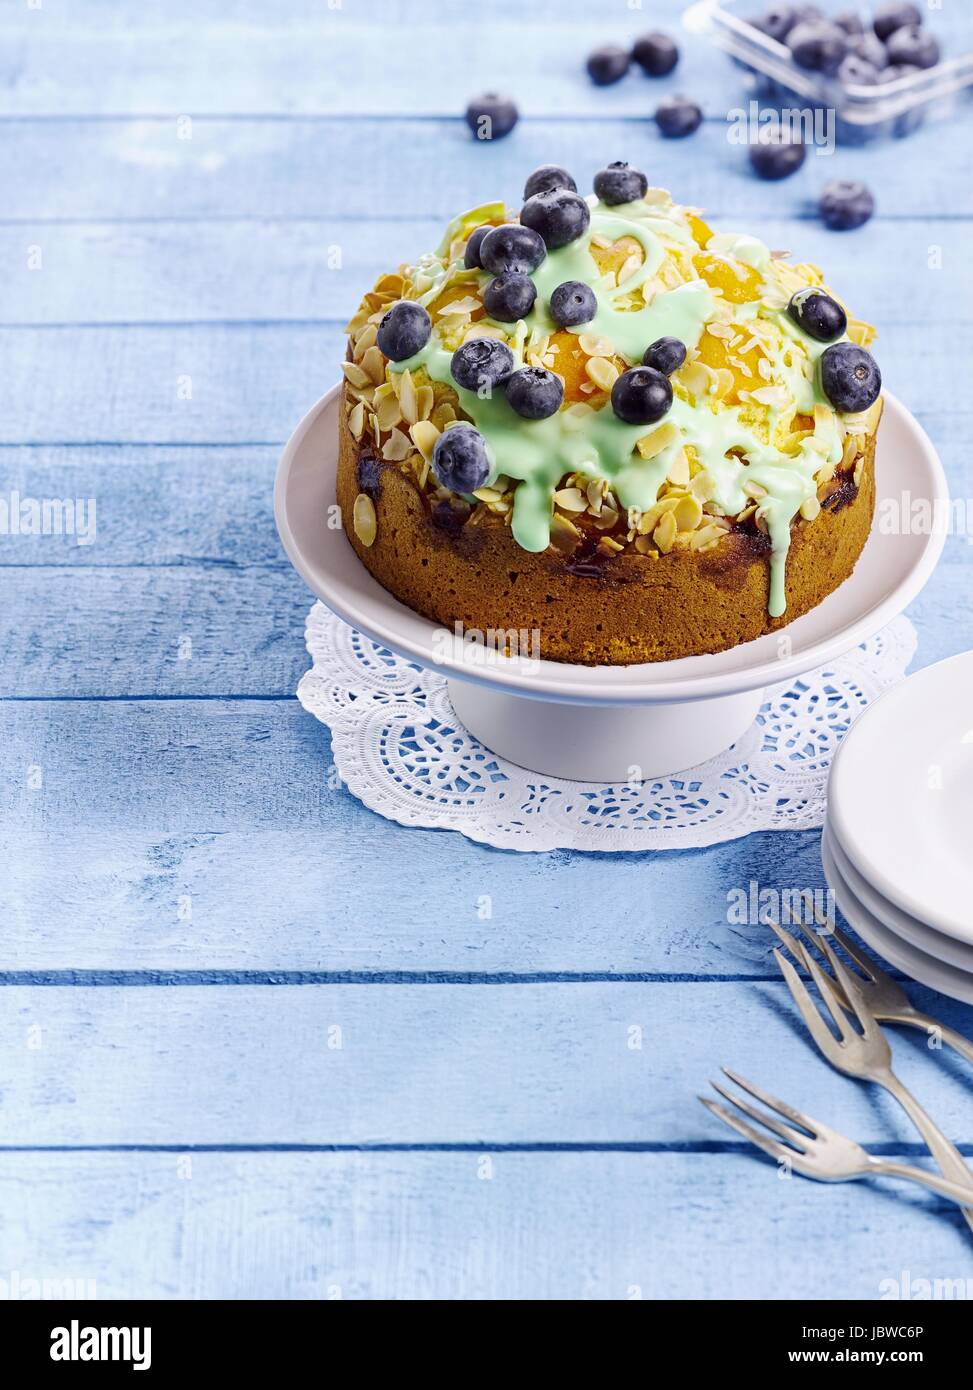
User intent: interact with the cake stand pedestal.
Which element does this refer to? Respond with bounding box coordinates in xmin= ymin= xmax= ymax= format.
xmin=276 ymin=385 xmax=947 ymax=785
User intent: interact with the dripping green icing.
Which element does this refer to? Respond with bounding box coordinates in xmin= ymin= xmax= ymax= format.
xmin=391 ymin=200 xmax=852 ymax=618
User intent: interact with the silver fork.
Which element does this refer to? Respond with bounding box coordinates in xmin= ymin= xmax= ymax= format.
xmin=783 ymin=895 xmax=973 ymax=1067
xmin=771 ymin=924 xmax=973 ymax=1233
xmin=702 ymin=1069 xmax=973 ymax=1209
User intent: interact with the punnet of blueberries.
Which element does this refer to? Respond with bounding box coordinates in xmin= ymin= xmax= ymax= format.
xmin=873 ymin=3 xmax=922 ymax=43
xmin=431 ymin=424 xmax=492 ymax=494
xmin=655 ymin=94 xmax=703 ymax=139
xmin=886 ymin=24 xmax=939 ymax=70
xmin=632 ymin=32 xmax=679 ymax=77
xmin=643 ymin=337 xmax=687 ymax=376
xmin=586 ymin=44 xmax=631 ymax=86
xmin=786 ymin=20 xmax=848 ymax=75
xmin=376 ymin=300 xmax=432 ymax=362
xmin=787 ymin=288 xmax=847 ymax=342
xmin=523 ymin=165 xmax=577 ymax=200
xmin=819 ymin=179 xmax=875 ymax=231
xmin=593 ymin=161 xmax=649 ymax=206
xmin=549 ymin=280 xmax=597 ymax=329
xmin=505 ymin=367 xmax=565 ymax=420
xmin=479 ymin=223 xmax=547 ymax=275
xmin=483 ymin=272 xmax=537 ymax=323
xmin=464 ymin=226 xmax=491 ymax=270
xmin=465 ymin=93 xmax=519 ymax=141
xmin=520 ymin=187 xmax=591 ymax=249
xmin=611 ymin=366 xmax=673 ymax=426
xmin=450 ymin=338 xmax=515 ymax=394
xmin=749 ymin=129 xmax=806 ymax=180
xmin=820 ymin=343 xmax=882 ymax=414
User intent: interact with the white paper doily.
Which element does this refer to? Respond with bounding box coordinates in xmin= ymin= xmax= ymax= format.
xmin=297 ymin=602 xmax=917 ymax=853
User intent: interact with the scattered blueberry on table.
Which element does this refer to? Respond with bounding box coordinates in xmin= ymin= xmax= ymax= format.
xmin=787 ymin=288 xmax=848 ymax=341
xmin=642 ymin=337 xmax=687 ymax=376
xmin=375 ymin=300 xmax=431 ymax=361
xmin=819 ymin=179 xmax=876 ymax=230
xmin=505 ymin=367 xmax=565 ymax=419
xmin=749 ymin=128 xmax=807 ymax=179
xmin=820 ymin=342 xmax=882 ymax=412
xmin=654 ymin=94 xmax=703 ymax=138
xmin=520 ymin=187 xmax=591 ymax=248
xmin=586 ymin=44 xmax=631 ymax=86
xmin=610 ymin=366 xmax=673 ymax=425
xmin=431 ymin=424 xmax=492 ymax=493
xmin=632 ymin=32 xmax=680 ymax=77
xmin=549 ymin=280 xmax=597 ymax=329
xmin=593 ymin=161 xmax=648 ymax=206
xmin=482 ymin=271 xmax=537 ymax=322
xmin=464 ymin=92 xmax=518 ymax=140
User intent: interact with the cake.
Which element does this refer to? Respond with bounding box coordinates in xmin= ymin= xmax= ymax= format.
xmin=337 ymin=162 xmax=883 ymax=665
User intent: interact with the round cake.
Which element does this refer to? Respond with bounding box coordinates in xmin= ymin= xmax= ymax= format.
xmin=337 ymin=162 xmax=883 ymax=665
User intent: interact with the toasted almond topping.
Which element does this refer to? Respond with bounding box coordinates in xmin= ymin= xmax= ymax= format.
xmin=353 ymin=493 xmax=377 ymax=547
xmin=586 ymin=479 xmax=605 ymax=514
xmin=361 ymin=345 xmax=387 ymax=385
xmin=398 ymin=370 xmax=418 ymax=426
xmin=578 ymin=333 xmax=614 ymax=359
xmin=553 ymin=486 xmax=588 ymax=513
xmin=800 ymin=495 xmax=821 ymax=522
xmin=743 ymin=479 xmax=767 ymax=500
xmin=673 ymin=495 xmax=703 ymax=533
xmin=654 ymin=509 xmax=677 ymax=554
xmin=599 ymin=536 xmax=624 ymax=554
xmin=637 ymin=421 xmax=679 ymax=460
xmin=375 ymin=393 xmax=403 ymax=431
xmin=635 ymin=535 xmax=655 ymax=555
xmin=667 ymin=449 xmax=691 ymax=488
xmin=585 ymin=356 xmax=619 ymax=392
xmin=617 ymin=253 xmax=641 ymax=285
xmin=348 ymin=400 xmax=366 ymax=440
xmin=549 ymin=513 xmax=581 ymax=554
xmin=381 ymin=427 xmax=412 ymax=462
xmin=410 ymin=419 xmax=440 ymax=463
xmin=342 ymin=361 xmax=372 ymax=390
xmin=690 ymin=522 xmax=723 ymax=551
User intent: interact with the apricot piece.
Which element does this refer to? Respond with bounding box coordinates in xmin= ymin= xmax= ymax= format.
xmin=694 ymin=327 xmax=764 ymax=405
xmin=428 ymin=282 xmax=485 ymax=322
xmin=694 ymin=252 xmax=762 ymax=306
xmin=687 ymin=214 xmax=713 ymax=248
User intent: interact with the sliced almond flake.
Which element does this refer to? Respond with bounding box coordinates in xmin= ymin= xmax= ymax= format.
xmin=473 ymin=485 xmax=504 ymax=503
xmin=549 ymin=514 xmax=581 ymax=554
xmin=813 ymin=403 xmax=835 ymax=433
xmin=585 ymin=356 xmax=619 ymax=392
xmin=706 ymin=321 xmax=733 ymax=340
xmin=376 ymin=394 xmax=404 ymax=432
xmin=592 ymin=507 xmax=619 ymax=531
xmin=578 ymin=333 xmax=614 ymax=359
xmin=635 ymin=535 xmax=656 ymax=555
xmin=399 ymin=371 xmax=418 ymax=426
xmin=369 ymin=412 xmax=381 ymax=446
xmin=418 ymin=459 xmax=431 ymax=489
xmin=667 ymin=449 xmax=691 ymax=488
xmin=800 ymin=495 xmax=821 ymax=522
xmin=416 ymin=384 xmax=435 ymax=421
xmin=361 ymin=345 xmax=387 ymax=385
xmin=438 ymin=296 xmax=481 ymax=317
xmin=750 ymin=385 xmax=790 ymax=409
xmin=579 ymin=382 xmax=597 ymax=394
xmin=815 ymin=462 xmax=837 ymax=489
xmin=841 ymin=435 xmax=859 ymax=468
xmin=730 ymin=357 xmax=754 ymax=379
xmin=678 ymin=362 xmax=711 ymax=398
xmin=673 ymin=494 xmax=703 ymax=532
xmin=743 ymin=479 xmax=767 ymax=500
xmin=617 ymin=253 xmax=641 ymax=285
xmin=342 ymin=361 xmax=372 ymax=390
xmin=589 ymin=233 xmax=612 ymax=249
xmin=353 ymin=493 xmax=377 ymax=547
xmin=553 ymin=486 xmax=587 ymax=513
xmin=654 ymin=509 xmax=677 ymax=554
xmin=711 ymin=368 xmax=735 ymax=402
xmin=410 ymin=419 xmax=440 ymax=463
xmin=853 ymin=458 xmax=865 ymax=487
xmin=381 ymin=427 xmax=412 ymax=462
xmin=348 ymin=400 xmax=366 ymax=440
xmin=690 ymin=470 xmax=715 ymax=502
xmin=353 ymin=322 xmax=378 ymax=357
xmin=761 ymin=294 xmax=789 ymax=312
xmin=627 ymin=505 xmax=641 ymax=530
xmin=599 ymin=536 xmax=624 ymax=554
xmin=586 ymin=479 xmax=604 ymax=514
xmin=757 ymin=358 xmax=774 ymax=381
xmin=690 ymin=523 xmax=723 ymax=551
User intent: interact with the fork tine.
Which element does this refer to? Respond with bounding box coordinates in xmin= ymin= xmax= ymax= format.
xmin=828 ymin=922 xmax=885 ymax=983
xmin=721 ymin=1067 xmax=825 ymax=1137
xmin=711 ymin=1079 xmax=810 ymax=1150
xmin=802 ymin=950 xmax=858 ymax=1043
xmin=699 ymin=1096 xmax=792 ymax=1165
xmin=792 ymin=920 xmax=854 ymax=1012
xmin=819 ymin=941 xmax=882 ymax=1039
xmin=769 ymin=919 xmax=812 ymax=970
xmin=774 ymin=947 xmax=846 ymax=1057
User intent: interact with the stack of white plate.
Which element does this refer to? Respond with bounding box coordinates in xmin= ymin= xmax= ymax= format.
xmin=825 ymin=650 xmax=973 ymax=1004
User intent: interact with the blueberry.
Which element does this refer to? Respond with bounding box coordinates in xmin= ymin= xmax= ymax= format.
xmin=482 ymin=272 xmax=537 ymax=322
xmin=464 ymin=225 xmax=491 ymax=270
xmin=654 ymin=94 xmax=703 ymax=138
xmin=593 ymin=161 xmax=648 ymax=206
xmin=642 ymin=337 xmax=687 ymax=376
xmin=586 ymin=44 xmax=631 ymax=86
xmin=375 ymin=300 xmax=431 ymax=362
xmin=787 ymin=288 xmax=847 ymax=342
xmin=479 ymin=223 xmax=547 ymax=275
xmin=632 ymin=32 xmax=679 ymax=76
xmin=886 ymin=24 xmax=940 ymax=70
xmin=849 ymin=33 xmax=888 ymax=68
xmin=837 ymin=55 xmax=881 ymax=86
xmin=749 ymin=129 xmax=807 ymax=180
xmin=749 ymin=6 xmax=799 ymax=43
xmin=523 ymin=165 xmax=577 ymax=200
xmin=820 ymin=343 xmax=881 ymax=413
xmin=504 ymin=367 xmax=564 ymax=420
xmin=834 ymin=11 xmax=864 ymax=37
xmin=610 ymin=366 xmax=673 ymax=425
xmin=465 ymin=92 xmax=519 ymax=141
xmin=520 ymin=188 xmax=591 ymax=250
xmin=786 ymin=21 xmax=848 ymax=74
xmin=873 ymin=3 xmax=922 ymax=43
xmin=549 ymin=280 xmax=597 ymax=328
xmin=819 ymin=179 xmax=875 ymax=230
xmin=431 ymin=424 xmax=492 ymax=493
xmin=450 ymin=338 xmax=516 ymax=393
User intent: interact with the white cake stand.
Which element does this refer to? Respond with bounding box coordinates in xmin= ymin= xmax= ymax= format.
xmin=275 ymin=385 xmax=947 ymax=782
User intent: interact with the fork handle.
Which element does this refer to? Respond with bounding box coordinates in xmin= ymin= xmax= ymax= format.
xmin=869 ymin=1157 xmax=973 ymax=1210
xmin=880 ymin=1069 xmax=973 ymax=1228
xmin=886 ymin=1011 xmax=973 ymax=1069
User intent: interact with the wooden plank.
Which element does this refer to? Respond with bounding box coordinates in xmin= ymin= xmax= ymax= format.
xmin=1 ymin=216 xmax=969 ymax=327
xmin=0 ymin=321 xmax=969 ymax=445
xmin=0 ymin=1149 xmax=967 ymax=1300
xmin=3 ymin=117 xmax=971 ymax=224
xmin=3 ymin=982 xmax=973 ymax=1146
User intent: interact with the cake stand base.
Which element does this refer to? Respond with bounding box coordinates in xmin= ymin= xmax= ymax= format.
xmin=447 ymin=680 xmax=765 ymax=782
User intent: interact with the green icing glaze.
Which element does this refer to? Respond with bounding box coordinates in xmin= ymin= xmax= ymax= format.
xmin=389 ymin=200 xmax=856 ymax=618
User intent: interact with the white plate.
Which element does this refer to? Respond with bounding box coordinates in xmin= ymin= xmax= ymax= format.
xmin=829 ymin=650 xmax=973 ymax=945
xmin=275 ymin=385 xmax=947 ymax=708
xmin=827 ymin=819 xmax=973 ymax=974
xmin=821 ymin=828 xmax=973 ymax=1006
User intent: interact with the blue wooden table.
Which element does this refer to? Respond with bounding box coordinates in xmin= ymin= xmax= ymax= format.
xmin=3 ymin=0 xmax=973 ymax=1300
